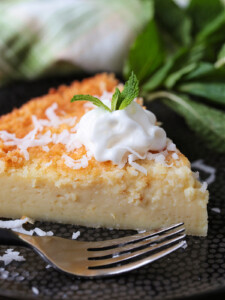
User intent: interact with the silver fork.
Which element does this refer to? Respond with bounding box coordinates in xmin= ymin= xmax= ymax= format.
xmin=0 ymin=223 xmax=186 ymax=278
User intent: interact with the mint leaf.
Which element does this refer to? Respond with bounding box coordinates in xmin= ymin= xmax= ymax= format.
xmin=141 ymin=47 xmax=194 ymax=92
xmin=165 ymin=63 xmax=197 ymax=89
xmin=119 ymin=72 xmax=139 ymax=109
xmin=187 ymin=0 xmax=223 ymax=35
xmin=111 ymin=72 xmax=139 ymax=110
xmin=71 ymin=73 xmax=139 ymax=112
xmin=215 ymin=43 xmax=225 ymax=68
xmin=178 ymin=82 xmax=225 ymax=106
xmin=124 ymin=20 xmax=164 ymax=83
xmin=166 ymin=44 xmax=205 ymax=76
xmin=147 ymin=91 xmax=225 ymax=152
xmin=71 ymin=94 xmax=111 ymax=112
xmin=163 ymin=93 xmax=225 ymax=152
xmin=142 ymin=45 xmax=205 ymax=93
xmin=183 ymin=62 xmax=225 ymax=82
xmin=196 ymin=10 xmax=225 ymax=44
xmin=111 ymin=87 xmax=120 ymax=111
xmin=183 ymin=62 xmax=215 ymax=80
xmin=142 ymin=57 xmax=175 ymax=92
xmin=218 ymin=43 xmax=225 ymax=60
xmin=154 ymin=0 xmax=192 ymax=47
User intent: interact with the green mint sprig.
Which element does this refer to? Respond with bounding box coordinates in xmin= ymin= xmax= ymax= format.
xmin=71 ymin=72 xmax=139 ymax=112
xmin=71 ymin=94 xmax=111 ymax=112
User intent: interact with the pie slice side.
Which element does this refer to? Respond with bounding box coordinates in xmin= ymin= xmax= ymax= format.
xmin=0 ymin=74 xmax=208 ymax=236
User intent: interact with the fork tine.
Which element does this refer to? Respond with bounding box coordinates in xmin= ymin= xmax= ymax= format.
xmin=87 ymin=223 xmax=184 ymax=249
xmin=88 ymin=233 xmax=186 ymax=268
xmin=88 ymin=226 xmax=185 ymax=258
xmin=86 ymin=240 xmax=186 ymax=277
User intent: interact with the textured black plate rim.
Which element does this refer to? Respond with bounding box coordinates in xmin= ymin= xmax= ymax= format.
xmin=1 ymin=277 xmax=225 ymax=300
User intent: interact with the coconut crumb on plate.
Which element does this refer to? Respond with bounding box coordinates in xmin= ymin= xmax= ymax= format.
xmin=32 ymin=287 xmax=39 ymax=295
xmin=0 ymin=249 xmax=25 ymax=266
xmin=72 ymin=231 xmax=80 ymax=240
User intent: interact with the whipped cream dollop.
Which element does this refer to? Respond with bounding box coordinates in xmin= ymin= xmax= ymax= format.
xmin=76 ymin=98 xmax=167 ymax=166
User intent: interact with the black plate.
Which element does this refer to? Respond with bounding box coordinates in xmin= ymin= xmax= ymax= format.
xmin=0 ymin=75 xmax=225 ymax=300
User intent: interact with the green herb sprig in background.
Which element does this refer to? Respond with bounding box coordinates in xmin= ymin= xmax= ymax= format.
xmin=124 ymin=0 xmax=225 ymax=153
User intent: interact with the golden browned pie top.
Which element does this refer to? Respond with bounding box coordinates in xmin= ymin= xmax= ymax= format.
xmin=0 ymin=73 xmax=187 ymax=178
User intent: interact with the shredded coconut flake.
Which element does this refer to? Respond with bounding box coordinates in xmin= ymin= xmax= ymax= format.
xmin=118 ymin=161 xmax=126 ymax=169
xmin=32 ymin=287 xmax=39 ymax=295
xmin=0 ymin=103 xmax=79 ymax=160
xmin=13 ymin=227 xmax=53 ymax=237
xmin=172 ymin=153 xmax=179 ymax=160
xmin=147 ymin=152 xmax=165 ymax=163
xmin=33 ymin=228 xmax=53 ymax=237
xmin=112 ymin=253 xmax=120 ymax=258
xmin=46 ymin=264 xmax=52 ymax=269
xmin=200 ymin=182 xmax=208 ymax=192
xmin=0 ymin=217 xmax=32 ymax=229
xmin=182 ymin=241 xmax=188 ymax=249
xmin=137 ymin=229 xmax=146 ymax=233
xmin=62 ymin=154 xmax=88 ymax=170
xmin=191 ymin=159 xmax=216 ymax=185
xmin=211 ymin=207 xmax=221 ymax=214
xmin=45 ymin=103 xmax=76 ymax=127
xmin=0 ymin=218 xmax=53 ymax=237
xmin=167 ymin=141 xmax=177 ymax=151
xmin=130 ymin=169 xmax=139 ymax=176
xmin=51 ymin=130 xmax=82 ymax=152
xmin=193 ymin=171 xmax=200 ymax=180
xmin=72 ymin=231 xmax=80 ymax=240
xmin=42 ymin=145 xmax=49 ymax=152
xmin=45 ymin=161 xmax=52 ymax=167
xmin=0 ymin=249 xmax=25 ymax=266
xmin=0 ymin=268 xmax=9 ymax=279
xmin=154 ymin=154 xmax=166 ymax=164
xmin=128 ymin=155 xmax=147 ymax=175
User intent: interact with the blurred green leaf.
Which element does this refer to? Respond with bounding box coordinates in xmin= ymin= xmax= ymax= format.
xmin=142 ymin=45 xmax=206 ymax=93
xmin=187 ymin=0 xmax=223 ymax=35
xmin=177 ymin=82 xmax=225 ymax=106
xmin=154 ymin=0 xmax=192 ymax=47
xmin=183 ymin=62 xmax=215 ymax=80
xmin=183 ymin=62 xmax=225 ymax=81
xmin=215 ymin=43 xmax=225 ymax=67
xmin=218 ymin=43 xmax=225 ymax=59
xmin=165 ymin=63 xmax=197 ymax=89
xmin=141 ymin=57 xmax=175 ymax=92
xmin=197 ymin=10 xmax=225 ymax=44
xmin=123 ymin=20 xmax=165 ymax=82
xmin=163 ymin=44 xmax=205 ymax=80
xmin=163 ymin=93 xmax=225 ymax=152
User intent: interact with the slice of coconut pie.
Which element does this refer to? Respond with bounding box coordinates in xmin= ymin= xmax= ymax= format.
xmin=0 ymin=74 xmax=208 ymax=236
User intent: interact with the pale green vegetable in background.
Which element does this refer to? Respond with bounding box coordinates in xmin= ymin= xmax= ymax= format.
xmin=0 ymin=0 xmax=152 ymax=83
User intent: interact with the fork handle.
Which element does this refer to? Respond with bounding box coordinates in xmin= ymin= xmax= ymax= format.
xmin=0 ymin=228 xmax=29 ymax=247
